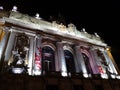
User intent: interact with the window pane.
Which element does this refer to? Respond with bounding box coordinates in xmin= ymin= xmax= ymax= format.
xmin=42 ymin=46 xmax=55 ymax=72
xmin=64 ymin=50 xmax=75 ymax=73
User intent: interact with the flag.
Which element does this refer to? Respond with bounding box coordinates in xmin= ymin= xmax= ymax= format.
xmin=34 ymin=38 xmax=42 ymax=71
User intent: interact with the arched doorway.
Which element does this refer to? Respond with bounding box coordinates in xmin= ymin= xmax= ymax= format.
xmin=42 ymin=46 xmax=55 ymax=72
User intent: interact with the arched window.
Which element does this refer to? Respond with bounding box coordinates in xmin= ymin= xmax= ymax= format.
xmin=97 ymin=50 xmax=107 ymax=66
xmin=96 ymin=50 xmax=108 ymax=74
xmin=42 ymin=46 xmax=55 ymax=72
xmin=64 ymin=50 xmax=76 ymax=73
xmin=82 ymin=53 xmax=93 ymax=74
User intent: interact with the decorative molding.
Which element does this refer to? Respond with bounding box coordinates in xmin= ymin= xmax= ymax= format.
xmin=2 ymin=11 xmax=107 ymax=47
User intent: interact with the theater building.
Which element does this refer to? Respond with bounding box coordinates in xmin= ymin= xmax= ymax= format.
xmin=0 ymin=8 xmax=120 ymax=90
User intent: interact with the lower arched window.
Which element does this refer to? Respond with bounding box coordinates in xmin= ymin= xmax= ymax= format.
xmin=42 ymin=46 xmax=55 ymax=72
xmin=64 ymin=50 xmax=76 ymax=73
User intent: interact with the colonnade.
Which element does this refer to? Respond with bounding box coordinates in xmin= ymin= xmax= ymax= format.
xmin=0 ymin=28 xmax=119 ymax=78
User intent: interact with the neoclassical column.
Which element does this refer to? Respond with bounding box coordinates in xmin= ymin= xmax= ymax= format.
xmin=28 ymin=36 xmax=34 ymax=75
xmin=4 ymin=30 xmax=16 ymax=61
xmin=55 ymin=45 xmax=59 ymax=72
xmin=57 ymin=42 xmax=67 ymax=76
xmin=0 ymin=29 xmax=12 ymax=72
xmin=73 ymin=46 xmax=80 ymax=73
xmin=75 ymin=46 xmax=87 ymax=75
xmin=89 ymin=47 xmax=100 ymax=74
xmin=102 ymin=48 xmax=118 ymax=74
xmin=0 ymin=30 xmax=9 ymax=60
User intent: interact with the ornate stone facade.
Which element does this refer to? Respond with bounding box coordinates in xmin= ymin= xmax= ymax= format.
xmin=0 ymin=10 xmax=120 ymax=90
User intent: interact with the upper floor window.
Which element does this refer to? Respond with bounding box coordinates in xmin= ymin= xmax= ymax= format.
xmin=64 ymin=50 xmax=76 ymax=73
xmin=96 ymin=50 xmax=107 ymax=66
xmin=42 ymin=46 xmax=55 ymax=72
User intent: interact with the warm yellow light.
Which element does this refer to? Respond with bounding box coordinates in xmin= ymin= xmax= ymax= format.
xmin=106 ymin=47 xmax=110 ymax=51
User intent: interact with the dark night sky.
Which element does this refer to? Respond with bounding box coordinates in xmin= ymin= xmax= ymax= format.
xmin=0 ymin=0 xmax=120 ymax=69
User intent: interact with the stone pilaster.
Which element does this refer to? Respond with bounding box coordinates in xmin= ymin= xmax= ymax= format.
xmin=0 ymin=30 xmax=9 ymax=60
xmin=4 ymin=30 xmax=16 ymax=61
xmin=73 ymin=46 xmax=80 ymax=73
xmin=28 ymin=36 xmax=34 ymax=75
xmin=55 ymin=45 xmax=59 ymax=72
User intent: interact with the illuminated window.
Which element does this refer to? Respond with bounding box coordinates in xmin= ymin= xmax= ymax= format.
xmin=46 ymin=85 xmax=59 ymax=90
xmin=64 ymin=50 xmax=76 ymax=73
xmin=42 ymin=46 xmax=55 ymax=72
xmin=82 ymin=53 xmax=93 ymax=74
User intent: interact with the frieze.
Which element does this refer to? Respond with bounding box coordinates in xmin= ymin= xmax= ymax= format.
xmin=9 ymin=11 xmax=51 ymax=27
xmin=5 ymin=11 xmax=107 ymax=46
